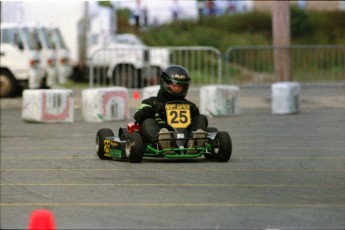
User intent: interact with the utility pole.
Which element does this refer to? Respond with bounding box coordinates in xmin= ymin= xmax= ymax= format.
xmin=78 ymin=1 xmax=89 ymax=79
xmin=272 ymin=1 xmax=291 ymax=82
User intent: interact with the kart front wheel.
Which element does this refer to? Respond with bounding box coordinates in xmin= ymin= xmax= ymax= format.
xmin=96 ymin=128 xmax=114 ymax=160
xmin=204 ymin=127 xmax=219 ymax=160
xmin=212 ymin=132 xmax=232 ymax=162
xmin=126 ymin=133 xmax=144 ymax=163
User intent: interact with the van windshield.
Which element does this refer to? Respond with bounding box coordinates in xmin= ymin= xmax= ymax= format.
xmin=41 ymin=28 xmax=55 ymax=49
xmin=50 ymin=28 xmax=67 ymax=49
xmin=22 ymin=27 xmax=39 ymax=50
xmin=0 ymin=28 xmax=15 ymax=43
xmin=1 ymin=27 xmax=38 ymax=50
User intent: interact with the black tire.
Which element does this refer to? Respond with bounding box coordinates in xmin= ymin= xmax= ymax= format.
xmin=96 ymin=128 xmax=114 ymax=160
xmin=212 ymin=132 xmax=232 ymax=162
xmin=112 ymin=65 xmax=136 ymax=88
xmin=92 ymin=66 xmax=108 ymax=85
xmin=204 ymin=127 xmax=218 ymax=160
xmin=118 ymin=127 xmax=128 ymax=141
xmin=126 ymin=132 xmax=144 ymax=163
xmin=0 ymin=69 xmax=19 ymax=97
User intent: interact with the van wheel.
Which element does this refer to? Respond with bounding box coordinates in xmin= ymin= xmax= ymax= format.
xmin=112 ymin=65 xmax=136 ymax=88
xmin=0 ymin=70 xmax=18 ymax=97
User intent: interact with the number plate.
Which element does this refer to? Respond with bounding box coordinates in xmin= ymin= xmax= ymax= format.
xmin=104 ymin=139 xmax=111 ymax=157
xmin=165 ymin=103 xmax=191 ymax=129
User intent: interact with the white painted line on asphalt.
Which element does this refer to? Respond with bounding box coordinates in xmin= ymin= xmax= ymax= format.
xmin=1 ymin=183 xmax=343 ymax=189
xmin=1 ymin=168 xmax=345 ymax=173
xmin=1 ymin=202 xmax=344 ymax=208
xmin=1 ymin=147 xmax=90 ymax=150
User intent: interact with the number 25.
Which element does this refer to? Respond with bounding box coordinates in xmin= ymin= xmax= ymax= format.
xmin=170 ymin=110 xmax=188 ymax=124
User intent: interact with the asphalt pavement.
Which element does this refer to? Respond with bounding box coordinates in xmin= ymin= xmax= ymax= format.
xmin=1 ymin=85 xmax=344 ymax=229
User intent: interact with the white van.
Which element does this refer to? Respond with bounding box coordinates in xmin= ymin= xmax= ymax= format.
xmin=26 ymin=24 xmax=58 ymax=88
xmin=0 ymin=23 xmax=45 ymax=97
xmin=88 ymin=33 xmax=170 ymax=87
xmin=47 ymin=26 xmax=72 ymax=85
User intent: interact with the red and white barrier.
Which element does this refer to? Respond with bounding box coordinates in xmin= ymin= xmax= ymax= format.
xmin=82 ymin=87 xmax=129 ymax=122
xmin=22 ymin=89 xmax=74 ymax=122
xmin=200 ymin=85 xmax=241 ymax=117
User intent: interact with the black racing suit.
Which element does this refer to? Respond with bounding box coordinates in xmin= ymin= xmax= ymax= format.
xmin=134 ymin=89 xmax=208 ymax=143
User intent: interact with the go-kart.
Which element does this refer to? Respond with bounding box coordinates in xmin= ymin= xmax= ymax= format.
xmin=96 ymin=101 xmax=232 ymax=163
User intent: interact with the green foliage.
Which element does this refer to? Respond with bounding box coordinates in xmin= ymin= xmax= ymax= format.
xmin=115 ymin=8 xmax=345 ymax=82
xmin=307 ymin=11 xmax=345 ymax=44
xmin=290 ymin=6 xmax=314 ymax=38
xmin=98 ymin=1 xmax=113 ymax=8
xmin=116 ymin=8 xmax=345 ymax=50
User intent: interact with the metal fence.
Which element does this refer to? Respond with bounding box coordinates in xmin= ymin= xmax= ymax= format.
xmin=89 ymin=46 xmax=222 ymax=88
xmin=89 ymin=45 xmax=345 ymax=88
xmin=225 ymin=45 xmax=345 ymax=85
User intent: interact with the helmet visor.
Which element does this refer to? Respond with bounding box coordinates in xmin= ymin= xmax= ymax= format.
xmin=163 ymin=78 xmax=189 ymax=97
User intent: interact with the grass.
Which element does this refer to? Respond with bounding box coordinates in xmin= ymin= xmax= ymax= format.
xmin=98 ymin=9 xmax=345 ymax=85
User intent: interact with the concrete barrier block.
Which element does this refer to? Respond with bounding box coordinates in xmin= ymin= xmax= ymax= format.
xmin=82 ymin=87 xmax=129 ymax=122
xmin=22 ymin=89 xmax=74 ymax=122
xmin=200 ymin=85 xmax=241 ymax=117
xmin=271 ymin=82 xmax=300 ymax=114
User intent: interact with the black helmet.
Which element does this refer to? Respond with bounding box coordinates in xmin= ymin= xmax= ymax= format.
xmin=160 ymin=65 xmax=191 ymax=98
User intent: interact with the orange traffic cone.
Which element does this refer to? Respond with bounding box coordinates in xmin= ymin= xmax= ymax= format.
xmin=27 ymin=209 xmax=56 ymax=230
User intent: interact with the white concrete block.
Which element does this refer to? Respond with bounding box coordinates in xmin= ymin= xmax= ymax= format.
xmin=271 ymin=82 xmax=300 ymax=114
xmin=200 ymin=85 xmax=241 ymax=117
xmin=82 ymin=87 xmax=129 ymax=122
xmin=22 ymin=89 xmax=74 ymax=122
xmin=142 ymin=85 xmax=160 ymax=99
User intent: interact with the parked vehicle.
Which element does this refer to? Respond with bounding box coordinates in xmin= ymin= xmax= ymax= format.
xmin=88 ymin=33 xmax=170 ymax=87
xmin=0 ymin=23 xmax=45 ymax=97
xmin=26 ymin=24 xmax=58 ymax=88
xmin=1 ymin=1 xmax=196 ymax=84
xmin=47 ymin=26 xmax=72 ymax=84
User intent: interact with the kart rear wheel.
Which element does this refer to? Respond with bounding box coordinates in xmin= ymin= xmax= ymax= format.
xmin=96 ymin=128 xmax=114 ymax=160
xmin=212 ymin=132 xmax=232 ymax=162
xmin=126 ymin=133 xmax=144 ymax=163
